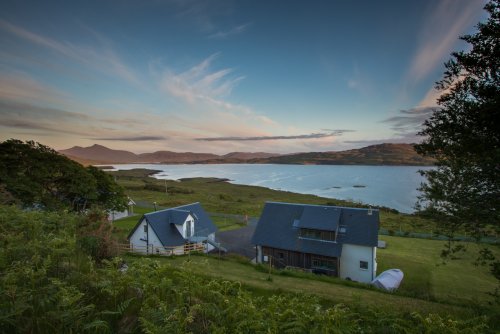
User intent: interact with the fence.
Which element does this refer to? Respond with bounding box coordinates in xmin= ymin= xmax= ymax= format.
xmin=379 ymin=228 xmax=498 ymax=244
xmin=116 ymin=242 xmax=206 ymax=256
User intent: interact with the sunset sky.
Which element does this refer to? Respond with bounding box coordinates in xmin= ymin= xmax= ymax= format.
xmin=0 ymin=0 xmax=486 ymax=154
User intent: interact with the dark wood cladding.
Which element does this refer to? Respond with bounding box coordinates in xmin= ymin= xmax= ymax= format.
xmin=262 ymin=246 xmax=339 ymax=276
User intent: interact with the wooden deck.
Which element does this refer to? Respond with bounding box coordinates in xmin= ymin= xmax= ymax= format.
xmin=116 ymin=242 xmax=206 ymax=256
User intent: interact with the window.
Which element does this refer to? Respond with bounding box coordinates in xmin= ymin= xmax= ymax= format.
xmin=186 ymin=220 xmax=194 ymax=237
xmin=278 ymin=252 xmax=284 ymax=259
xmin=360 ymin=261 xmax=369 ymax=270
xmin=143 ymin=224 xmax=148 ymax=233
xmin=299 ymin=228 xmax=335 ymax=241
xmin=312 ymin=257 xmax=337 ymax=270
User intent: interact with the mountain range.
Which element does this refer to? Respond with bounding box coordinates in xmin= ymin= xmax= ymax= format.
xmin=59 ymin=143 xmax=434 ymax=166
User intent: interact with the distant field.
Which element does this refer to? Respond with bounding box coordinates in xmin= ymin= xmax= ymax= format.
xmin=110 ymin=168 xmax=444 ymax=235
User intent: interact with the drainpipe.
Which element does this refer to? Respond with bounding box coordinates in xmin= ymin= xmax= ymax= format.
xmin=146 ymin=220 xmax=149 ymax=255
xmin=371 ymin=247 xmax=374 ymax=281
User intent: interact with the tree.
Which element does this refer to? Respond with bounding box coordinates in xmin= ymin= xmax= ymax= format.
xmin=415 ymin=1 xmax=500 ymax=281
xmin=0 ymin=139 xmax=126 ymax=212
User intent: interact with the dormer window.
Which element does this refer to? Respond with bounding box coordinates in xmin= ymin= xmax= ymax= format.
xmin=188 ymin=220 xmax=194 ymax=237
xmin=299 ymin=228 xmax=335 ymax=241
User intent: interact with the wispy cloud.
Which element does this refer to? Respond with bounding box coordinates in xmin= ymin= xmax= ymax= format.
xmin=0 ymin=72 xmax=69 ymax=105
xmin=208 ymin=22 xmax=252 ymax=39
xmin=406 ymin=0 xmax=481 ymax=85
xmin=0 ymin=20 xmax=142 ymax=87
xmin=159 ymin=53 xmax=277 ymax=128
xmin=91 ymin=136 xmax=167 ymax=141
xmin=196 ymin=130 xmax=352 ymax=141
xmin=160 ymin=53 xmax=244 ymax=102
xmin=382 ymin=107 xmax=436 ymax=137
xmin=0 ymin=101 xmax=92 ymax=135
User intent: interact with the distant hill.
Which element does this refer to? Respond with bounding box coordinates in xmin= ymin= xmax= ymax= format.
xmin=137 ymin=151 xmax=219 ymax=163
xmin=59 ymin=143 xmax=434 ymax=166
xmin=59 ymin=145 xmax=281 ymax=165
xmin=250 ymin=143 xmax=434 ymax=165
xmin=60 ymin=144 xmax=138 ymax=164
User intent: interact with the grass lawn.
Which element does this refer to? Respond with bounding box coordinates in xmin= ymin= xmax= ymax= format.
xmin=377 ymin=236 xmax=500 ymax=305
xmin=124 ymin=252 xmax=488 ymax=320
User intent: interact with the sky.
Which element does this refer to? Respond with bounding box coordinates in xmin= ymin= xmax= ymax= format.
xmin=0 ymin=0 xmax=487 ymax=154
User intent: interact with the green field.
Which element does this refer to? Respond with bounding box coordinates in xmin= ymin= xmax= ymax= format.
xmin=111 ymin=168 xmax=450 ymax=235
xmin=111 ymin=168 xmax=499 ymax=323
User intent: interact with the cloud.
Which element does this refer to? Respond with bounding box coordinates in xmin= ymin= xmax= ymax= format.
xmin=196 ymin=130 xmax=352 ymax=141
xmin=406 ymin=0 xmax=481 ymax=85
xmin=0 ymin=101 xmax=94 ymax=135
xmin=92 ymin=136 xmax=167 ymax=141
xmin=0 ymin=72 xmax=70 ymax=105
xmin=382 ymin=107 xmax=436 ymax=137
xmin=160 ymin=53 xmax=244 ymax=102
xmin=343 ymin=136 xmax=420 ymax=146
xmin=159 ymin=53 xmax=277 ymax=127
xmin=0 ymin=20 xmax=142 ymax=87
xmin=208 ymin=23 xmax=252 ymax=39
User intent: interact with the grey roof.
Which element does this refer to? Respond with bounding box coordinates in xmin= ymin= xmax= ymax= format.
xmin=128 ymin=202 xmax=217 ymax=247
xmin=251 ymin=202 xmax=378 ymax=258
xmin=169 ymin=209 xmax=190 ymax=225
xmin=297 ymin=205 xmax=341 ymax=231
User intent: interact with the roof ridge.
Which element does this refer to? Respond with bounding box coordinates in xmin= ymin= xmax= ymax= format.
xmin=265 ymin=201 xmax=379 ymax=212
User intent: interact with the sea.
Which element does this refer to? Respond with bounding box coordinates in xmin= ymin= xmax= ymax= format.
xmin=108 ymin=164 xmax=433 ymax=214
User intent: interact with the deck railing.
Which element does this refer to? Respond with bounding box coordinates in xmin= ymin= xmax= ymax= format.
xmin=116 ymin=242 xmax=206 ymax=256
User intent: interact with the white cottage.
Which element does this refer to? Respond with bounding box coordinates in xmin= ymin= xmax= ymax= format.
xmin=127 ymin=202 xmax=218 ymax=255
xmin=252 ymin=202 xmax=378 ymax=283
xmin=108 ymin=197 xmax=136 ymax=221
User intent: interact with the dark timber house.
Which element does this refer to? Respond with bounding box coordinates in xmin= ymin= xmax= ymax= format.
xmin=251 ymin=202 xmax=379 ymax=283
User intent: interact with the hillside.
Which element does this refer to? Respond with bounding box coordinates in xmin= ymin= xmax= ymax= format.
xmin=251 ymin=143 xmax=435 ymax=166
xmin=60 ymin=144 xmax=139 ymax=163
xmin=59 ymin=145 xmax=281 ymax=164
xmin=59 ymin=143 xmax=434 ymax=166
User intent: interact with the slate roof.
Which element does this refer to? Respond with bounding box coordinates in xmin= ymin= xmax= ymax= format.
xmin=169 ymin=209 xmax=191 ymax=225
xmin=128 ymin=203 xmax=217 ymax=247
xmin=251 ymin=202 xmax=378 ymax=258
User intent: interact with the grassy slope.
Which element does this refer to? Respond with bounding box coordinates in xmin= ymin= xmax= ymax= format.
xmin=111 ymin=169 xmax=499 ymax=318
xmin=125 ymin=250 xmax=494 ymax=319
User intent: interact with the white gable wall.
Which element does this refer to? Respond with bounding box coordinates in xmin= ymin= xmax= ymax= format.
xmin=129 ymin=219 xmax=178 ymax=255
xmin=129 ymin=213 xmax=214 ymax=256
xmin=339 ymin=244 xmax=376 ymax=283
xmin=174 ymin=214 xmax=194 ymax=238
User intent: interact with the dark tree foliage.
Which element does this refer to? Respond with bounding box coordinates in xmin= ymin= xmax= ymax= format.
xmin=415 ymin=0 xmax=500 ymax=236
xmin=415 ymin=1 xmax=500 ymax=284
xmin=0 ymin=139 xmax=126 ymax=212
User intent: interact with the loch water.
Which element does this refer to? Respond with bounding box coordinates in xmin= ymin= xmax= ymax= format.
xmin=110 ymin=164 xmax=433 ymax=213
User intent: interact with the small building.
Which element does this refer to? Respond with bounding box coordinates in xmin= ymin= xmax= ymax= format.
xmin=127 ymin=202 xmax=218 ymax=255
xmin=108 ymin=197 xmax=136 ymax=221
xmin=251 ymin=202 xmax=378 ymax=283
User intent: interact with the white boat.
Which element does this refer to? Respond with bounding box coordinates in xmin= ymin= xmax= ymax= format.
xmin=371 ymin=269 xmax=404 ymax=291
